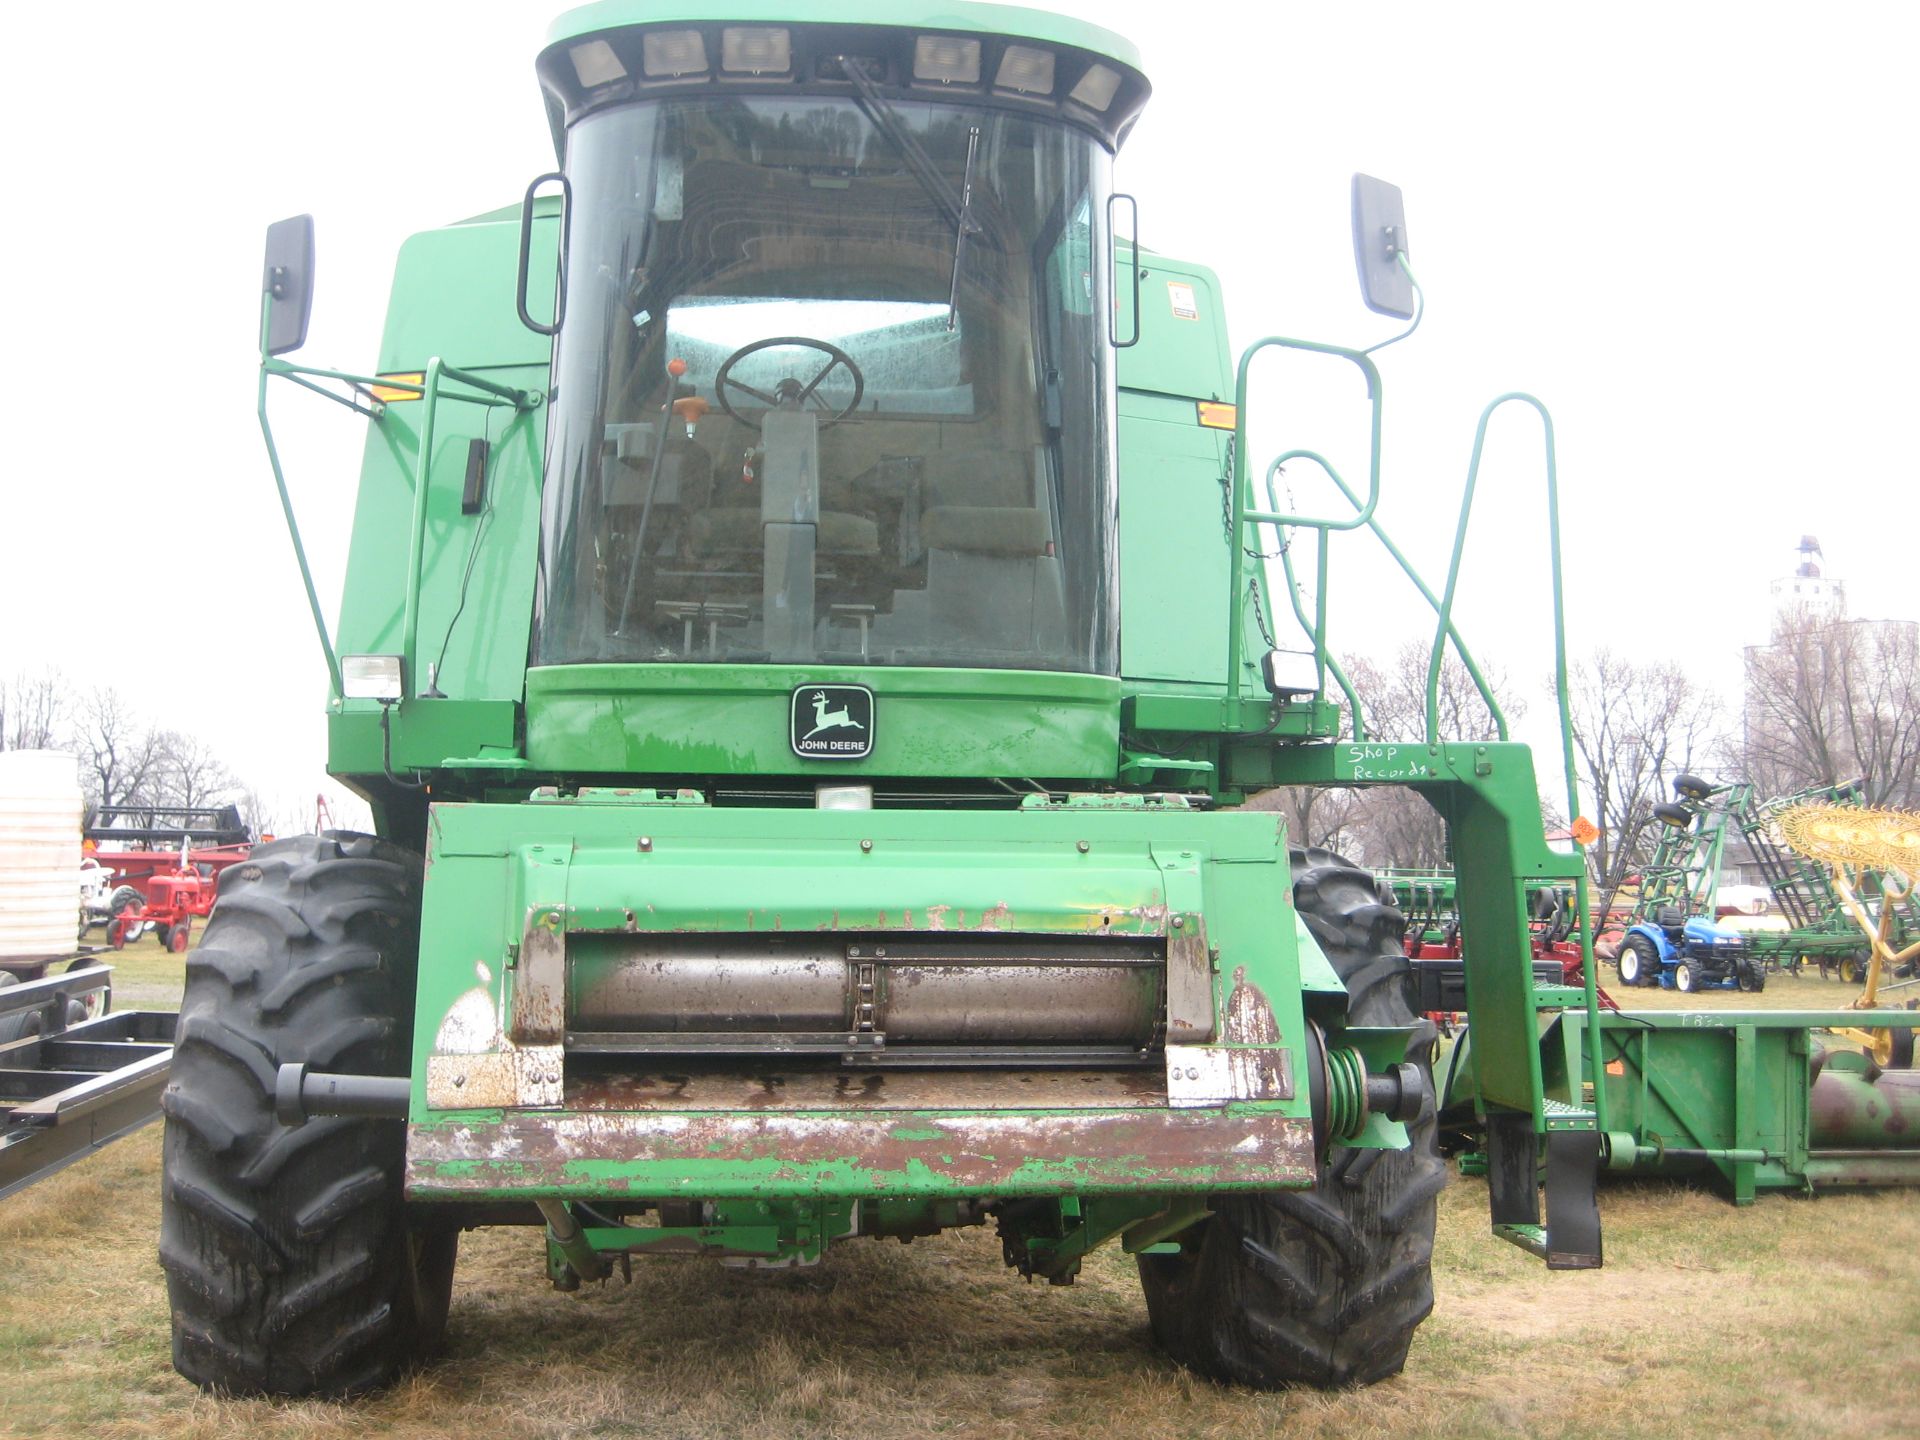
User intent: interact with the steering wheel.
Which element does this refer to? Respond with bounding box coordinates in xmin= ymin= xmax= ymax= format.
xmin=713 ymin=336 xmax=865 ymax=429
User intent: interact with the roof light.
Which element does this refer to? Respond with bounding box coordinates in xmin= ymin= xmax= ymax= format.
xmin=569 ymin=39 xmax=626 ymax=87
xmin=642 ymin=30 xmax=707 ymax=78
xmin=1068 ymin=63 xmax=1121 ymax=111
xmin=722 ymin=26 xmax=790 ymax=74
xmin=341 ymin=655 xmax=405 ymax=702
xmin=993 ymin=45 xmax=1055 ymax=95
xmin=914 ymin=35 xmax=981 ymax=84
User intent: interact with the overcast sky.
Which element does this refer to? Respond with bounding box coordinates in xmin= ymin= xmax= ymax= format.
xmin=3 ymin=2 xmax=1913 ymax=820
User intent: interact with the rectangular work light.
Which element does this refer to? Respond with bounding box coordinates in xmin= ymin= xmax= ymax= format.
xmin=993 ymin=45 xmax=1055 ymax=95
xmin=643 ymin=30 xmax=707 ymax=77
xmin=341 ymin=654 xmax=405 ymax=702
xmin=722 ymin=27 xmax=791 ymax=75
xmin=569 ymin=39 xmax=627 ymax=87
xmin=914 ymin=35 xmax=982 ymax=85
xmin=1068 ymin=63 xmax=1122 ymax=111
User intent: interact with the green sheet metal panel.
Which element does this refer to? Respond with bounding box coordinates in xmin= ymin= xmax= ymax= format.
xmin=1117 ymin=395 xmax=1232 ymax=684
xmin=1115 ymin=253 xmax=1238 ymax=690
xmin=524 ymin=663 xmax=1122 ymax=778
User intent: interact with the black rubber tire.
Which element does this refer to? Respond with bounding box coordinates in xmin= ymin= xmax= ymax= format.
xmin=154 ymin=923 xmax=174 ymax=951
xmin=1736 ymin=958 xmax=1765 ymax=993
xmin=1617 ymin=934 xmax=1657 ymax=987
xmin=1674 ymin=773 xmax=1713 ymax=802
xmin=1889 ymin=1025 xmax=1916 ymax=1070
xmin=1136 ymin=846 xmax=1443 ymax=1389
xmin=108 ymin=885 xmax=145 ymax=947
xmin=0 ymin=972 xmax=30 ymax=1046
xmin=1675 ymin=960 xmax=1698 ymax=993
xmin=1839 ymin=954 xmax=1864 ymax=986
xmin=1654 ymin=802 xmax=1694 ymax=829
xmin=159 ymin=832 xmax=456 ymax=1398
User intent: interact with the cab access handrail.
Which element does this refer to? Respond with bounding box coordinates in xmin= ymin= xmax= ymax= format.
xmin=1228 ymin=334 xmax=1506 ymax=746
xmin=256 ymin=289 xmax=538 ymax=701
xmin=1426 ymin=391 xmax=1607 ymax=1134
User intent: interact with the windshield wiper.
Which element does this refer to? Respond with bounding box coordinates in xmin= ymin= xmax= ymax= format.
xmin=836 ymin=55 xmax=987 ymax=326
xmin=947 ymin=126 xmax=982 ymax=330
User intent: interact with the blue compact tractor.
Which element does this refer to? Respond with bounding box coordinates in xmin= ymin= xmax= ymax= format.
xmin=1616 ymin=906 xmax=1766 ymax=992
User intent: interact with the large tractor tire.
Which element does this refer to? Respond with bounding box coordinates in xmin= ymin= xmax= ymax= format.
xmin=1136 ymin=847 xmax=1444 ymax=1389
xmin=159 ymin=833 xmax=456 ymax=1398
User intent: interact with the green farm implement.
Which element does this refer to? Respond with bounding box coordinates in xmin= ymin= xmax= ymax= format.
xmin=159 ymin=0 xmax=1920 ymax=1399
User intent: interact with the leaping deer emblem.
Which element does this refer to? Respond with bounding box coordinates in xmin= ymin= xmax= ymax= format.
xmin=802 ymin=690 xmax=864 ymax=741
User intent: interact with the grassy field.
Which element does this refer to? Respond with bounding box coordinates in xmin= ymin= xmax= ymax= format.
xmin=2 ymin=948 xmax=1913 ymax=1439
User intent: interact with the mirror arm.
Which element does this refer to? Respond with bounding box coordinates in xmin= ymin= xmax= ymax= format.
xmin=1362 ymin=253 xmax=1426 ymax=356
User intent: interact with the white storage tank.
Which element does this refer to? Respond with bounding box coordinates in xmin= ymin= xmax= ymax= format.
xmin=0 ymin=750 xmax=84 ymax=959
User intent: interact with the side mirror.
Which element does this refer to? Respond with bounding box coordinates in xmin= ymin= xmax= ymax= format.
xmin=1350 ymin=174 xmax=1414 ymax=320
xmin=262 ymin=215 xmax=315 ymax=356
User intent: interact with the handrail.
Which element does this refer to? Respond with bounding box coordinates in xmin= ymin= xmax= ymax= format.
xmin=257 ymin=303 xmax=344 ymax=701
xmin=1425 ymin=391 xmax=1606 ymax=1134
xmin=1260 ymin=462 xmax=1365 ymax=740
xmin=255 ymin=284 xmax=538 ymax=703
xmin=1226 ymin=337 xmax=1382 ymax=725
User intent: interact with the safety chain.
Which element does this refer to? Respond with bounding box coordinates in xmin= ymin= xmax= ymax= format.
xmin=1219 ymin=436 xmax=1286 ymax=560
xmin=1249 ymin=575 xmax=1278 ymax=648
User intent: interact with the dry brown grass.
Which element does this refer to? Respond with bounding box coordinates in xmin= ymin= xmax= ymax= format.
xmin=1606 ymin=966 xmax=1875 ymax=1015
xmin=3 ymin=1117 xmax=1918 ymax=1440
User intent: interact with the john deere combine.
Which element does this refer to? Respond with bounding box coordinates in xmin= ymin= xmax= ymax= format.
xmin=161 ymin=0 xmax=1917 ymax=1401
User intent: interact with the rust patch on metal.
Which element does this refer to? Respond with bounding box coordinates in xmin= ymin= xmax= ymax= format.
xmin=1222 ymin=965 xmax=1281 ymax=1046
xmin=1165 ymin=912 xmax=1214 ymax=1043
xmin=562 ymin=1067 xmax=1167 ymax=1114
xmin=427 ymin=1046 xmax=563 ymax=1109
xmin=510 ymin=909 xmax=566 ymax=1044
xmin=406 ymin=1106 xmax=1316 ymax=1196
xmin=1165 ymin=1043 xmax=1293 ymax=1107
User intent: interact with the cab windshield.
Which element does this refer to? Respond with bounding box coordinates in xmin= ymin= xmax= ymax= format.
xmin=535 ymin=95 xmax=1118 ymax=673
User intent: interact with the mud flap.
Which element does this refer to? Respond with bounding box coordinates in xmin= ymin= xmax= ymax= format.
xmin=1543 ymin=1129 xmax=1602 ymax=1270
xmin=1484 ymin=1114 xmax=1602 ymax=1270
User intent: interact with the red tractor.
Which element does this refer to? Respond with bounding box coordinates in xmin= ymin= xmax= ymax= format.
xmin=85 ymin=805 xmax=252 ymax=952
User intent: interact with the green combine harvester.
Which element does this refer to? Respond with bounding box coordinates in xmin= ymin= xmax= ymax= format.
xmin=161 ymin=0 xmax=1920 ymax=1399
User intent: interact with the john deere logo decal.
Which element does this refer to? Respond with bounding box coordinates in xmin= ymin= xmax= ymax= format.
xmin=791 ymin=685 xmax=874 ymax=760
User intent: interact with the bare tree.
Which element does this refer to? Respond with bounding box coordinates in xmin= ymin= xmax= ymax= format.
xmin=74 ymin=686 xmax=168 ymax=809
xmin=1244 ymin=782 xmax=1362 ymax=856
xmin=1563 ymin=649 xmax=1726 ymax=914
xmin=1340 ymin=642 xmax=1521 ymax=869
xmin=154 ymin=731 xmax=242 ymax=810
xmin=1 ymin=667 xmax=69 ymax=751
xmin=1743 ymin=611 xmax=1920 ymax=809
